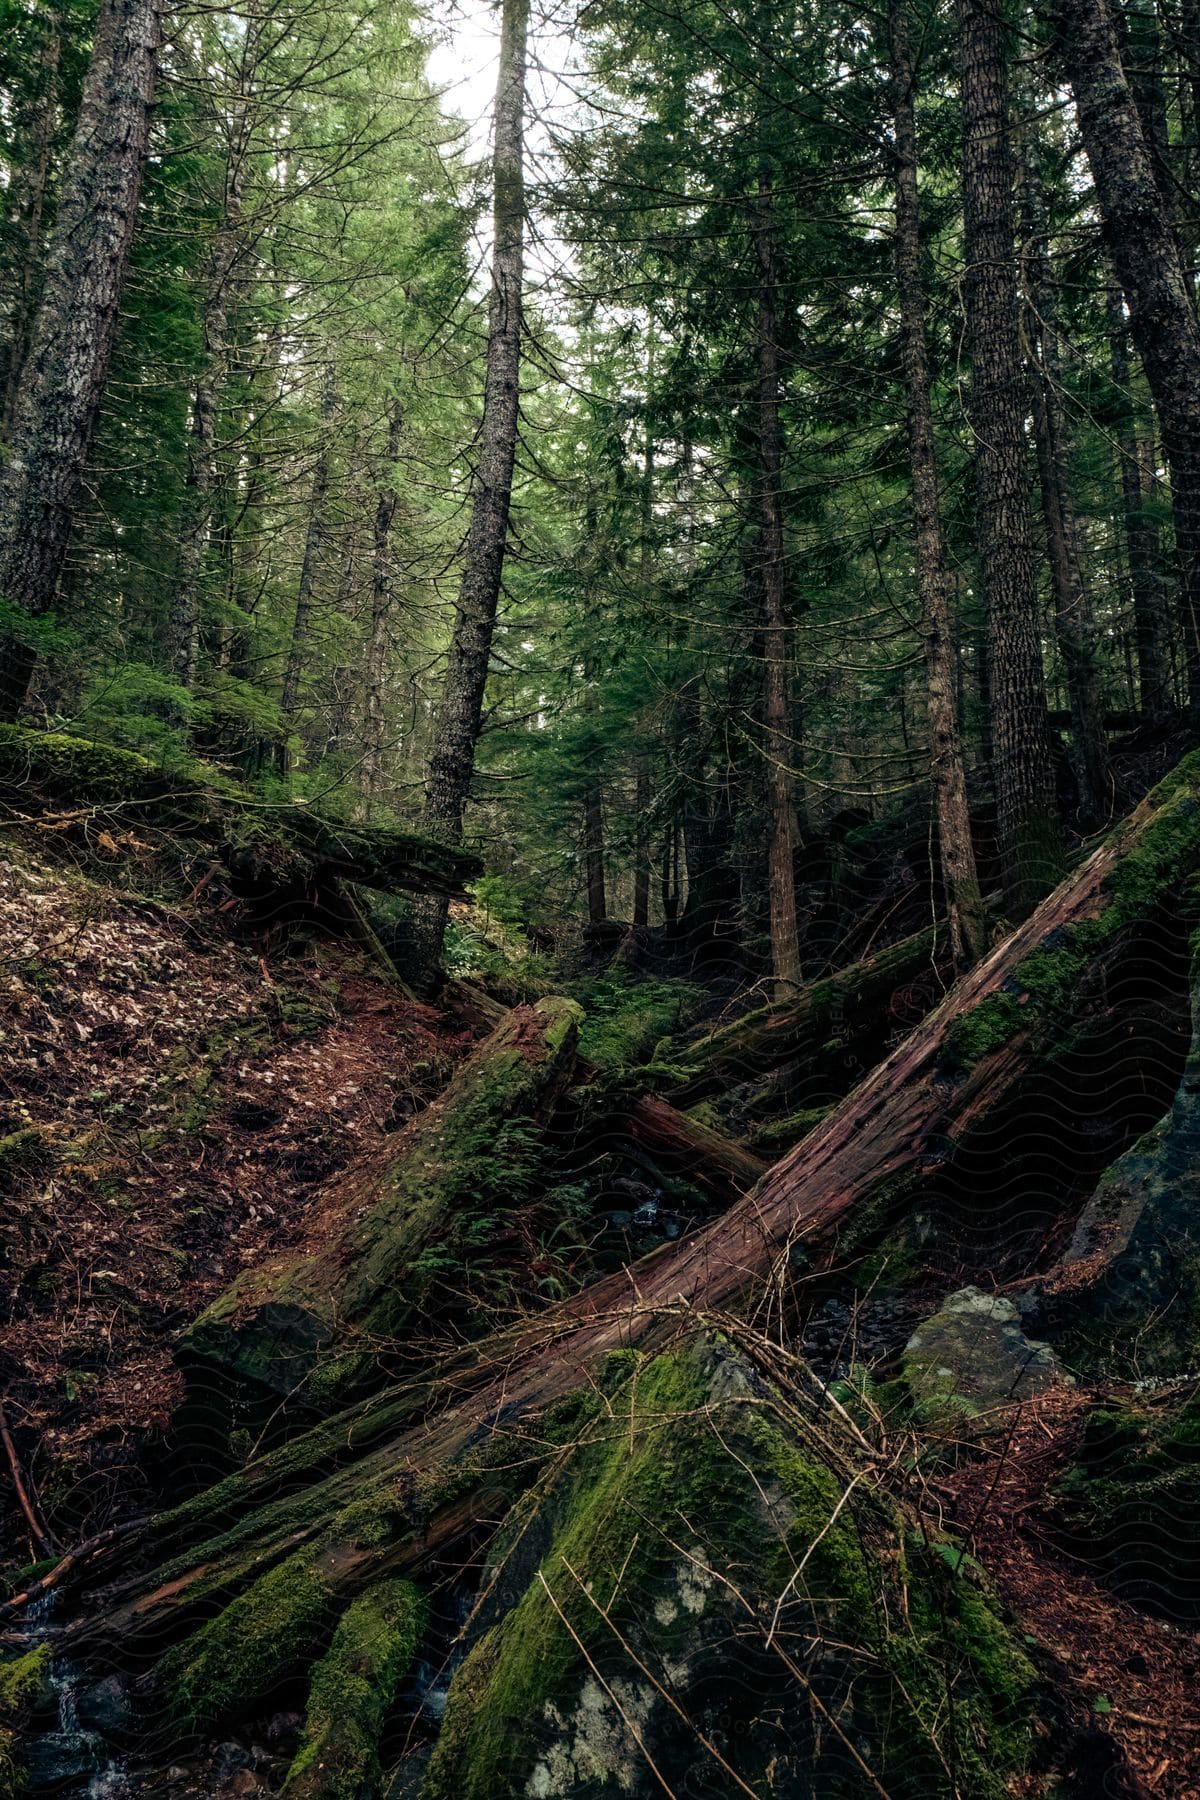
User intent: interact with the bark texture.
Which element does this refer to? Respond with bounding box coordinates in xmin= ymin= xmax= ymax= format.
xmin=0 ymin=0 xmax=163 ymax=719
xmin=1019 ymin=138 xmax=1110 ymax=826
xmin=755 ymin=171 xmax=803 ymax=995
xmin=170 ymin=46 xmax=257 ymax=695
xmin=960 ymin=0 xmax=1060 ymax=908
xmin=278 ymin=369 xmax=337 ymax=769
xmin=1051 ymin=0 xmax=1200 ymax=716
xmin=1107 ymin=283 xmax=1174 ymax=723
xmin=890 ymin=0 xmax=986 ymax=966
xmin=0 ymin=6 xmax=61 ymax=437
xmin=413 ymin=0 xmax=528 ymax=977
xmin=362 ymin=401 xmax=404 ymax=810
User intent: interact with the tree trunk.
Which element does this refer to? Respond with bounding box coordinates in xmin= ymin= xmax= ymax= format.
xmin=361 ymin=401 xmax=404 ymax=812
xmin=169 ymin=61 xmax=256 ymax=696
xmin=1122 ymin=0 xmax=1180 ymax=233
xmin=583 ymin=782 xmax=607 ymax=923
xmin=960 ymin=0 xmax=1061 ymax=909
xmin=0 ymin=0 xmax=163 ymax=719
xmin=412 ymin=0 xmax=528 ymax=978
xmin=0 ymin=9 xmax=60 ymax=439
xmin=1107 ymin=283 xmax=1175 ymax=722
xmin=1051 ymin=0 xmax=1200 ymax=716
xmin=1018 ymin=138 xmax=1110 ymax=826
xmin=889 ymin=0 xmax=986 ymax=968
xmin=631 ymin=759 xmax=651 ymax=928
xmin=631 ymin=389 xmax=655 ymax=930
xmin=755 ymin=172 xmax=802 ymax=996
xmin=278 ymin=370 xmax=337 ymax=774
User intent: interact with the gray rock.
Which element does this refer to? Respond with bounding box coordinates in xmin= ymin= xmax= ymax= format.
xmin=207 ymin=1742 xmax=252 ymax=1790
xmin=22 ymin=1730 xmax=100 ymax=1790
xmin=76 ymin=1673 xmax=135 ymax=1745
xmin=904 ymin=1285 xmax=1069 ymax=1423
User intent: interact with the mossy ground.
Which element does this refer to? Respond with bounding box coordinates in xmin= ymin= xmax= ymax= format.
xmin=1050 ymin=1393 xmax=1200 ymax=1626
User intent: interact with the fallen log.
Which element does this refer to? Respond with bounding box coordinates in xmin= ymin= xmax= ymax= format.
xmin=622 ymin=1093 xmax=769 ymax=1199
xmin=0 ymin=724 xmax=481 ymax=901
xmin=57 ymin=752 xmax=1200 ymax=1685
xmin=179 ymin=995 xmax=584 ymax=1420
xmin=654 ymin=924 xmax=948 ymax=1107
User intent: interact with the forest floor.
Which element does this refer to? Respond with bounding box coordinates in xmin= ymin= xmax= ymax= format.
xmin=944 ymin=1387 xmax=1200 ymax=1799
xmin=0 ymin=832 xmax=479 ymax=1540
xmin=4 ymin=799 xmax=1200 ymax=1798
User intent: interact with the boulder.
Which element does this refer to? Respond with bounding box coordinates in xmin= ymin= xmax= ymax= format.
xmin=904 ymin=1286 xmax=1069 ymax=1426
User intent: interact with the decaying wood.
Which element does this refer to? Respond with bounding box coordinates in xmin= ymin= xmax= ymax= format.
xmin=623 ymin=1094 xmax=768 ymax=1199
xmin=64 ymin=751 xmax=1200 ymax=1657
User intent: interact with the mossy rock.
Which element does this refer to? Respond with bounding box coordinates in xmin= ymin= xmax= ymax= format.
xmin=1049 ymin=1393 xmax=1200 ymax=1625
xmin=1053 ymin=971 xmax=1200 ymax=1376
xmin=903 ymin=1287 xmax=1069 ymax=1431
xmin=422 ymin=1335 xmax=1052 ymax=1800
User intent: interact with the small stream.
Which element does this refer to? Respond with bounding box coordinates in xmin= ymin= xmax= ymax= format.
xmin=9 ymin=1595 xmax=136 ymax=1797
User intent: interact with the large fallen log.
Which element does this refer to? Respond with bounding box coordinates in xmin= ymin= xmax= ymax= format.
xmin=179 ymin=995 xmax=585 ymax=1420
xmin=0 ymin=724 xmax=481 ymax=900
xmin=51 ymin=753 xmax=1200 ymax=1683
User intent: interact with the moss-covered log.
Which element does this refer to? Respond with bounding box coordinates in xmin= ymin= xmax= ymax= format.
xmin=0 ymin=724 xmax=481 ymax=900
xmin=653 ymin=925 xmax=947 ymax=1106
xmin=47 ymin=752 xmax=1200 ymax=1730
xmin=179 ymin=995 xmax=584 ymax=1417
xmin=282 ymin=1578 xmax=427 ymax=1798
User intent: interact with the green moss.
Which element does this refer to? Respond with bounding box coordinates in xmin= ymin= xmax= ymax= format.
xmin=0 ymin=1129 xmax=51 ymax=1181
xmin=164 ymin=1548 xmax=337 ymax=1732
xmin=424 ymin=1339 xmax=1044 ymax=1800
xmin=0 ymin=724 xmax=160 ymax=802
xmin=1050 ymin=1394 xmax=1200 ymax=1624
xmin=570 ymin=971 xmax=702 ymax=1073
xmin=0 ymin=1645 xmax=51 ymax=1719
xmin=0 ymin=1644 xmax=53 ymax=1800
xmin=283 ymin=1580 xmax=427 ymax=1799
xmin=750 ymin=1104 xmax=832 ymax=1156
